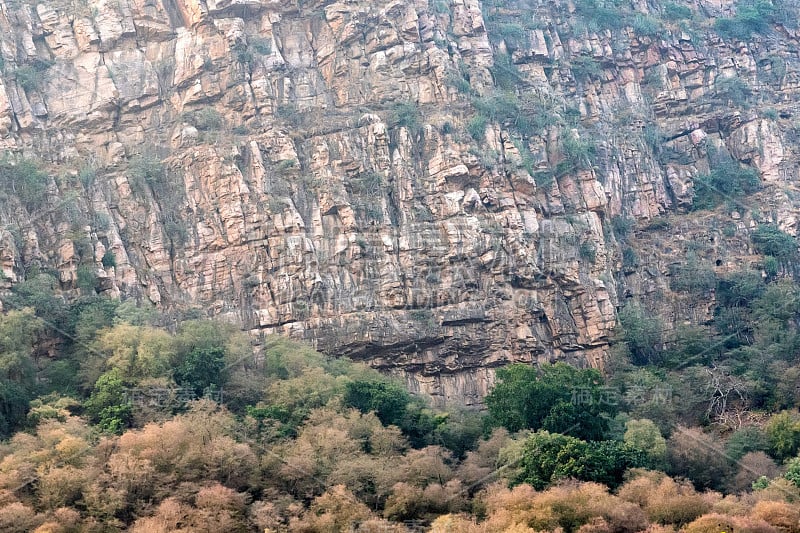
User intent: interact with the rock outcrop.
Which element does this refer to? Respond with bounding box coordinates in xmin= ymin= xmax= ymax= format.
xmin=1 ymin=0 xmax=798 ymax=404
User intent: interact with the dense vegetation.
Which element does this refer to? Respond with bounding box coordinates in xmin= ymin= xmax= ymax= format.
xmin=1 ymin=0 xmax=799 ymax=529
xmin=2 ymin=259 xmax=800 ymax=531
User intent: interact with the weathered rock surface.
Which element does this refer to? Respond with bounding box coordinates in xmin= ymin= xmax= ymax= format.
xmin=1 ymin=0 xmax=799 ymax=404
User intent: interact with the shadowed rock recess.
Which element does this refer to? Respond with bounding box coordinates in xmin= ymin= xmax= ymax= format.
xmin=1 ymin=0 xmax=798 ymax=404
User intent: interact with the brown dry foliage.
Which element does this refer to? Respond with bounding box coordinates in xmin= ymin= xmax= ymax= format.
xmin=752 ymin=500 xmax=800 ymax=533
xmin=618 ymin=470 xmax=712 ymax=525
xmin=683 ymin=512 xmax=779 ymax=533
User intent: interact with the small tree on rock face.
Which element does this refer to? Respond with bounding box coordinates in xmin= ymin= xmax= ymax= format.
xmin=618 ymin=303 xmax=663 ymax=366
xmin=751 ymin=224 xmax=798 ymax=275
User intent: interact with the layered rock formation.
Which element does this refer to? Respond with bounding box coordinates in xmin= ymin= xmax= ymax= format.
xmin=0 ymin=0 xmax=798 ymax=404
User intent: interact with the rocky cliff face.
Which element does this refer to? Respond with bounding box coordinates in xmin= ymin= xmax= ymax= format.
xmin=0 ymin=0 xmax=797 ymax=404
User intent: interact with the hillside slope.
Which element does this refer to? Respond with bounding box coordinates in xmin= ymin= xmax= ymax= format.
xmin=0 ymin=0 xmax=798 ymax=403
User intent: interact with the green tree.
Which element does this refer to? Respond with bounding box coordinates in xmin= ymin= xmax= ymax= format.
xmin=726 ymin=426 xmax=769 ymax=461
xmin=785 ymin=456 xmax=800 ymax=487
xmin=84 ymin=369 xmax=132 ymax=433
xmin=0 ymin=157 xmax=49 ymax=210
xmin=624 ymin=418 xmax=667 ymax=469
xmin=172 ymin=320 xmax=239 ymax=395
xmin=344 ymin=379 xmax=411 ymax=429
xmin=0 ymin=308 xmax=43 ymax=436
xmin=618 ymin=303 xmax=663 ymax=365
xmin=751 ymin=225 xmax=798 ymax=272
xmin=486 ymin=363 xmax=616 ymax=440
xmin=6 ymin=273 xmax=68 ymax=333
xmin=512 ymin=430 xmax=644 ymax=490
xmin=765 ymin=411 xmax=800 ymax=461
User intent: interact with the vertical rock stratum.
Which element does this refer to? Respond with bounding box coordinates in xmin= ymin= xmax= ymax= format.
xmin=0 ymin=0 xmax=798 ymax=404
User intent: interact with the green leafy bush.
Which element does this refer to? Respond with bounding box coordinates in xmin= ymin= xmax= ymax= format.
xmin=571 ymin=56 xmax=603 ymax=80
xmin=751 ymin=224 xmax=798 ymax=264
xmin=618 ymin=303 xmax=663 ymax=365
xmin=489 ymin=53 xmax=524 ymax=90
xmin=692 ymin=157 xmax=759 ymax=210
xmin=513 ymin=430 xmax=646 ymax=489
xmin=13 ymin=59 xmax=53 ymax=92
xmin=574 ymin=0 xmax=626 ymax=31
xmin=390 ymin=101 xmax=422 ymax=133
xmin=579 ymin=241 xmax=597 ymax=263
xmin=101 ymin=250 xmax=116 ymax=268
xmin=664 ymin=2 xmax=692 ymax=19
xmin=84 ymin=369 xmax=133 ymax=433
xmin=715 ymin=76 xmax=753 ymax=107
xmin=558 ymin=129 xmax=596 ymax=173
xmin=467 ymin=115 xmax=488 ymax=141
xmin=184 ymin=108 xmax=224 ymax=131
xmin=486 ymin=362 xmax=617 ymax=440
xmin=630 ymin=14 xmax=663 ymax=37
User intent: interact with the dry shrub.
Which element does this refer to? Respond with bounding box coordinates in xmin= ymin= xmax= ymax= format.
xmin=423 ymin=479 xmax=468 ymax=514
xmin=606 ymin=501 xmax=650 ymax=533
xmin=579 ymin=517 xmax=614 ymax=533
xmin=0 ymin=501 xmax=43 ymax=533
xmin=732 ymin=453 xmax=781 ymax=494
xmin=617 ymin=470 xmax=668 ymax=506
xmin=195 ymin=483 xmax=249 ymax=511
xmin=532 ymin=482 xmax=622 ymax=533
xmin=32 ymin=522 xmax=62 ymax=533
xmin=128 ymin=498 xmax=188 ymax=533
xmin=397 ymin=446 xmax=455 ymax=486
xmin=755 ymin=479 xmax=800 ymax=504
xmin=429 ymin=514 xmax=489 ymax=532
xmin=482 ymin=481 xmax=639 ymax=533
xmin=384 ymin=482 xmax=425 ymax=521
xmin=752 ymin=500 xmax=800 ymax=533
xmin=683 ymin=513 xmax=740 ymax=533
xmin=735 ymin=515 xmax=781 ymax=533
xmin=457 ymin=428 xmax=512 ymax=488
xmin=713 ymin=494 xmax=752 ymax=517
xmin=355 ymin=517 xmax=412 ymax=532
xmin=291 ymin=484 xmax=374 ymax=532
xmin=191 ymin=484 xmax=250 ymax=533
xmin=249 ymin=500 xmax=284 ymax=532
xmin=644 ymin=525 xmax=676 ymax=533
xmin=52 ymin=507 xmax=80 ymax=530
xmin=481 ymin=482 xmax=553 ymax=531
xmin=38 ymin=466 xmax=86 ymax=509
xmin=619 ymin=471 xmax=711 ymax=526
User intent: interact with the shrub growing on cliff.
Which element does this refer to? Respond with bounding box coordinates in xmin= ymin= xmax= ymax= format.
xmin=390 ymin=102 xmax=422 ymax=134
xmin=691 ymin=157 xmax=759 ymax=210
xmin=618 ymin=303 xmax=663 ymax=365
xmin=715 ymin=0 xmax=776 ymax=41
xmin=467 ymin=115 xmax=488 ymax=141
xmin=0 ymin=157 xmax=49 ymax=210
xmin=571 ymin=56 xmax=603 ymax=81
xmin=574 ymin=0 xmax=625 ymax=31
xmin=558 ymin=129 xmax=596 ymax=174
xmin=13 ymin=60 xmax=52 ymax=92
xmin=489 ymin=53 xmax=524 ymax=90
xmin=751 ymin=224 xmax=798 ymax=267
